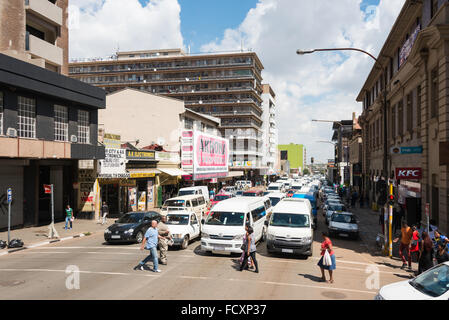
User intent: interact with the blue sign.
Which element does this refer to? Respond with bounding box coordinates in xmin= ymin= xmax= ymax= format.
xmin=391 ymin=146 xmax=423 ymax=155
xmin=7 ymin=188 xmax=12 ymax=203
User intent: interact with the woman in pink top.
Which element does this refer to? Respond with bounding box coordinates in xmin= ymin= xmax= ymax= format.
xmin=317 ymin=232 xmax=336 ymax=283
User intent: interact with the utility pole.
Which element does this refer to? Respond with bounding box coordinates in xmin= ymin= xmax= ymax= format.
xmin=388 ymin=183 xmax=393 ymax=257
xmin=7 ymin=188 xmax=12 ymax=245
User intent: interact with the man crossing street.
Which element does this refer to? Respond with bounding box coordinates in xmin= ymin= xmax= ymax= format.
xmin=158 ymin=216 xmax=171 ymax=265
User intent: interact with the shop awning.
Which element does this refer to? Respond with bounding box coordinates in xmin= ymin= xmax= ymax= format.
xmin=158 ymin=168 xmax=190 ymax=176
xmin=127 ymin=168 xmax=160 ymax=178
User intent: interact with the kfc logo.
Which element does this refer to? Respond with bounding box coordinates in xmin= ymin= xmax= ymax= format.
xmin=395 ymin=168 xmax=422 ymax=180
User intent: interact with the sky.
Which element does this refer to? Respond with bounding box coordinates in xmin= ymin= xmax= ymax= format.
xmin=69 ymin=0 xmax=405 ymax=163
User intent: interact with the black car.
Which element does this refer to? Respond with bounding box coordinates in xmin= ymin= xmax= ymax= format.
xmin=104 ymin=211 xmax=162 ymax=244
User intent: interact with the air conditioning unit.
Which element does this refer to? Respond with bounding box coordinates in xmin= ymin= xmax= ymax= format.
xmin=70 ymin=135 xmax=78 ymax=143
xmin=6 ymin=128 xmax=17 ymax=137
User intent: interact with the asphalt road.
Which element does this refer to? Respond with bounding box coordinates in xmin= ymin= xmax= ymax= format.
xmin=0 ymin=206 xmax=413 ymax=300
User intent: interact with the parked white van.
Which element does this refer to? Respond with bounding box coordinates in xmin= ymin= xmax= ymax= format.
xmin=161 ymin=195 xmax=207 ymax=218
xmin=178 ymin=186 xmax=209 ymax=204
xmin=266 ymin=197 xmax=314 ymax=257
xmin=166 ymin=210 xmax=201 ymax=249
xmin=267 ymin=192 xmax=286 ymax=208
xmin=200 ymin=197 xmax=268 ymax=254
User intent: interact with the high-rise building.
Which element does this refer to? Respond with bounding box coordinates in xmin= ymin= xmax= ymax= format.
xmin=0 ymin=0 xmax=68 ymax=75
xmin=68 ymin=49 xmax=265 ymax=175
xmin=261 ymin=84 xmax=278 ymax=175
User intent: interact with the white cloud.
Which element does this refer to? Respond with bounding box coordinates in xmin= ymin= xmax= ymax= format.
xmin=201 ymin=0 xmax=405 ymax=163
xmin=69 ymin=0 xmax=184 ymax=59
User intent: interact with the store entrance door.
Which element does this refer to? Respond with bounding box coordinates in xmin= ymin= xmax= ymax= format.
xmin=406 ymin=197 xmax=421 ymax=227
xmin=101 ymin=183 xmax=120 ymax=218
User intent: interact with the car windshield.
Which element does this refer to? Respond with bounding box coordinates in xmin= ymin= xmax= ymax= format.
xmin=332 ymin=214 xmax=356 ymax=224
xmin=236 ymin=191 xmax=243 ymax=195
xmin=269 ymin=197 xmax=282 ymax=207
xmin=409 ymin=264 xmax=449 ymax=297
xmin=213 ymin=195 xmax=230 ymax=201
xmin=164 ymin=200 xmax=185 ymax=207
xmin=243 ymin=192 xmax=257 ymax=197
xmin=178 ymin=190 xmax=195 ymax=196
xmin=268 ymin=186 xmax=280 ymax=190
xmin=270 ymin=213 xmax=310 ymax=228
xmin=292 ymin=186 xmax=302 ymax=190
xmin=116 ymin=213 xmax=143 ymax=224
xmin=205 ymin=211 xmax=245 ymax=226
xmin=166 ymin=215 xmax=189 ymax=225
xmin=329 ymin=204 xmax=346 ymax=211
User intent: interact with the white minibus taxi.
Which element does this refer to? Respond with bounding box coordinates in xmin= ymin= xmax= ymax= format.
xmin=201 ymin=197 xmax=268 ymax=254
xmin=266 ymin=198 xmax=314 ymax=257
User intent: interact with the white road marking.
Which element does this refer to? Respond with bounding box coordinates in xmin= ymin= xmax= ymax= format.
xmin=0 ymin=268 xmax=377 ymax=296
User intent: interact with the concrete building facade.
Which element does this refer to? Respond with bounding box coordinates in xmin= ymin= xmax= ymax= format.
xmin=0 ymin=0 xmax=68 ymax=75
xmin=277 ymin=144 xmax=305 ymax=174
xmin=357 ymin=0 xmax=449 ymax=233
xmin=261 ymin=84 xmax=278 ymax=175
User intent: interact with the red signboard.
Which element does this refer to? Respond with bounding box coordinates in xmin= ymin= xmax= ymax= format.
xmin=395 ymin=168 xmax=422 ymax=180
xmin=43 ymin=184 xmax=52 ymax=194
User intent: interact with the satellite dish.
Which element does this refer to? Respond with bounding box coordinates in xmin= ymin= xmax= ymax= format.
xmin=157 ymin=137 xmax=165 ymax=145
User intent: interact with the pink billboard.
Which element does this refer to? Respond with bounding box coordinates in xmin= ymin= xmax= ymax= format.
xmin=193 ymin=131 xmax=229 ymax=179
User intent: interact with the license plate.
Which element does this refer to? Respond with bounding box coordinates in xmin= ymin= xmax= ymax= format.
xmin=213 ymin=246 xmax=226 ymax=251
xmin=111 ymin=235 xmax=121 ymax=239
xmin=282 ymin=248 xmax=293 ymax=253
xmin=339 ymin=233 xmax=349 ymax=237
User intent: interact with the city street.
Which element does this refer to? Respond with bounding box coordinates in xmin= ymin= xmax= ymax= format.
xmin=0 ymin=207 xmax=413 ymax=300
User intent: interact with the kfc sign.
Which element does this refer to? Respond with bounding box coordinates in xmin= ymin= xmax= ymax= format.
xmin=395 ymin=168 xmax=422 ymax=180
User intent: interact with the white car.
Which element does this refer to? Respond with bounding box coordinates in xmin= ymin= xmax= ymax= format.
xmin=375 ymin=262 xmax=449 ymax=300
xmin=328 ymin=211 xmax=359 ymax=240
xmin=166 ymin=210 xmax=201 ymax=249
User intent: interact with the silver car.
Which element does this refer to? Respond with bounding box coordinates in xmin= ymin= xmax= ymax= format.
xmin=328 ymin=212 xmax=359 ymax=240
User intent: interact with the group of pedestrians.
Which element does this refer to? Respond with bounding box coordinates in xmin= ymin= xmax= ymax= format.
xmin=394 ymin=221 xmax=449 ymax=275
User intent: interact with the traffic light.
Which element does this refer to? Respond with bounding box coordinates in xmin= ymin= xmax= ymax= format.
xmin=388 ymin=194 xmax=394 ymax=206
xmin=311 ymin=157 xmax=314 ymax=164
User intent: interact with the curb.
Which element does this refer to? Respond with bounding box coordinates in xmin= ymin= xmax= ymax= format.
xmin=0 ymin=233 xmax=90 ymax=257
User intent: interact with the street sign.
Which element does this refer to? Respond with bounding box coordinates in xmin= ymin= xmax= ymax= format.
xmin=43 ymin=184 xmax=52 ymax=194
xmin=7 ymin=188 xmax=12 ymax=203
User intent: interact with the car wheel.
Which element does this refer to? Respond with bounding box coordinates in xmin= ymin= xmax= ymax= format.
xmin=136 ymin=231 xmax=144 ymax=244
xmin=181 ymin=235 xmax=189 ymax=249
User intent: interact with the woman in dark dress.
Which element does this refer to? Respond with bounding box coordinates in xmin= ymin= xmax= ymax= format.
xmin=418 ymin=231 xmax=434 ymax=274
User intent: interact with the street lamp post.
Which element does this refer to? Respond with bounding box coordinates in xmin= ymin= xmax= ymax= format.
xmin=301 ymin=48 xmax=390 ymax=256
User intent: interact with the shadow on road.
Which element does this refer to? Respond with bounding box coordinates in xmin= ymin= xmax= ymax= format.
xmin=298 ymin=273 xmax=325 ymax=283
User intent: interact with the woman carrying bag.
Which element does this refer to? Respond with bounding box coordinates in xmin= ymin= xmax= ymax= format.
xmin=318 ymin=232 xmax=336 ymax=283
xmin=239 ymin=224 xmax=255 ymax=270
xmin=239 ymin=226 xmax=259 ymax=273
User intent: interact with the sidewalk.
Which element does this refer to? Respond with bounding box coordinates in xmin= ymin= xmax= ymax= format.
xmin=0 ymin=218 xmax=113 ymax=249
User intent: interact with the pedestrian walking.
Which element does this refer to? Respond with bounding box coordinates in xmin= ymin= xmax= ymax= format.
xmin=135 ymin=220 xmax=163 ymax=272
xmin=393 ymin=221 xmax=413 ymax=270
xmin=410 ymin=225 xmax=420 ymax=265
xmin=239 ymin=224 xmax=255 ymax=270
xmin=418 ymin=231 xmax=434 ymax=275
xmin=157 ymin=216 xmax=171 ymax=265
xmin=101 ymin=201 xmax=109 ymax=225
xmin=433 ymin=230 xmax=449 ymax=251
xmin=435 ymin=241 xmax=449 ymax=264
xmin=317 ymin=232 xmax=336 ymax=283
xmin=65 ymin=204 xmax=73 ymax=230
xmin=239 ymin=226 xmax=259 ymax=273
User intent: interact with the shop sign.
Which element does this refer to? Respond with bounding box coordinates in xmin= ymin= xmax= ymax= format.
xmin=99 ymin=148 xmax=128 ymax=178
xmin=395 ymin=167 xmax=422 ymax=180
xmin=391 ymin=146 xmax=423 ymax=155
xmin=155 ymin=151 xmax=180 ymax=163
xmin=103 ymin=133 xmax=121 ymax=149
xmin=78 ymin=169 xmax=96 ymax=212
xmin=119 ymin=179 xmax=136 ymax=187
xmin=129 ymin=172 xmax=156 ymax=178
xmin=126 ymin=150 xmax=155 ymax=161
xmin=181 ymin=130 xmax=194 ymax=173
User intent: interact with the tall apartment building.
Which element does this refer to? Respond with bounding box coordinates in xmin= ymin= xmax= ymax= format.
xmin=68 ymin=49 xmax=266 ymax=176
xmin=357 ymin=0 xmax=449 ymax=233
xmin=0 ymin=0 xmax=68 ymax=75
xmin=261 ymin=84 xmax=278 ymax=175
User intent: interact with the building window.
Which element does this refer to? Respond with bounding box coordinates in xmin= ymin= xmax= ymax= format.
xmin=54 ymin=105 xmax=68 ymax=142
xmin=398 ymin=100 xmax=403 ymax=137
xmin=406 ymin=93 xmax=413 ymax=134
xmin=280 ymin=150 xmax=288 ymax=160
xmin=431 ymin=67 xmax=438 ymax=118
xmin=184 ymin=117 xmax=193 ymax=130
xmin=78 ymin=110 xmax=90 ymax=144
xmin=18 ymin=96 xmax=36 ymax=138
xmin=0 ymin=92 xmax=3 ymax=135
